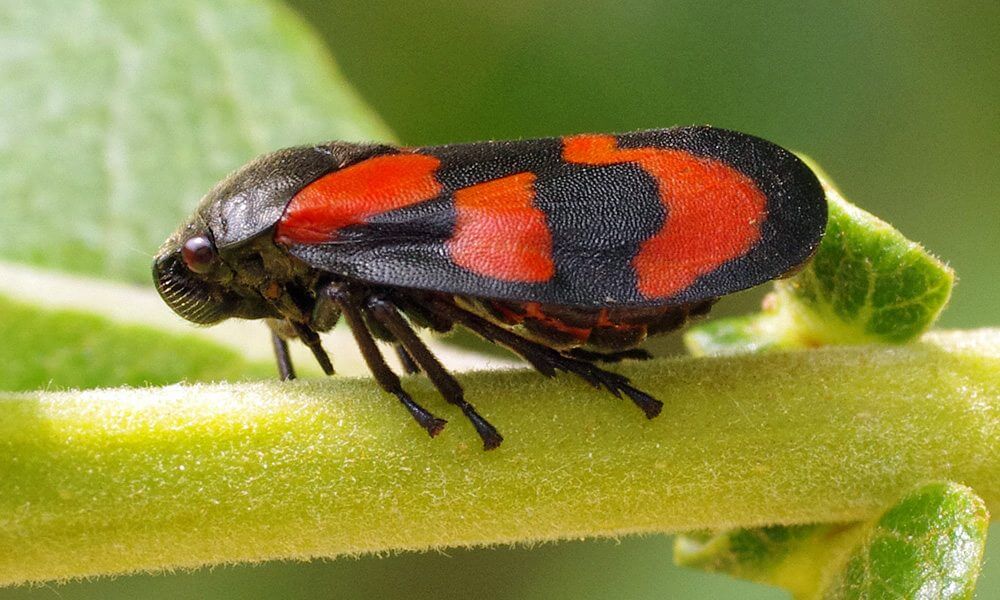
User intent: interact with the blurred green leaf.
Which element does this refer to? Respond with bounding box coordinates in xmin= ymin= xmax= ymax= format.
xmin=0 ymin=0 xmax=391 ymax=284
xmin=685 ymin=166 xmax=954 ymax=356
xmin=0 ymin=294 xmax=270 ymax=390
xmin=0 ymin=0 xmax=394 ymax=391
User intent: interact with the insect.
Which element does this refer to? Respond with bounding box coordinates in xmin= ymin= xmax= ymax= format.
xmin=153 ymin=126 xmax=827 ymax=449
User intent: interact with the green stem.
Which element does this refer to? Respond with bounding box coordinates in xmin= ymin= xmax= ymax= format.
xmin=2 ymin=329 xmax=998 ymax=586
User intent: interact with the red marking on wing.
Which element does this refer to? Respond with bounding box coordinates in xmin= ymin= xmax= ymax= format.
xmin=275 ymin=153 xmax=442 ymax=244
xmin=448 ymin=173 xmax=555 ymax=283
xmin=562 ymin=134 xmax=767 ymax=299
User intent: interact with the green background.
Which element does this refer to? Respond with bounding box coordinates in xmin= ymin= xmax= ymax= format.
xmin=2 ymin=1 xmax=997 ymax=598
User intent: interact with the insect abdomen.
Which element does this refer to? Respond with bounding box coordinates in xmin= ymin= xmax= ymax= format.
xmin=456 ymin=296 xmax=716 ymax=351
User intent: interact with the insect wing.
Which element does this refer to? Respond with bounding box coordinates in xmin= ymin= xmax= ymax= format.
xmin=276 ymin=126 xmax=826 ymax=308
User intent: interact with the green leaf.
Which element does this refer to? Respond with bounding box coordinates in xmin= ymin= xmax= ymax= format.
xmin=821 ymin=482 xmax=989 ymax=600
xmin=685 ymin=165 xmax=954 ymax=356
xmin=683 ymin=313 xmax=791 ymax=357
xmin=779 ymin=184 xmax=954 ymax=345
xmin=674 ymin=483 xmax=990 ymax=600
xmin=673 ymin=525 xmax=843 ymax=596
xmin=0 ymin=293 xmax=270 ymax=391
xmin=1 ymin=329 xmax=997 ymax=585
xmin=0 ymin=0 xmax=392 ymax=284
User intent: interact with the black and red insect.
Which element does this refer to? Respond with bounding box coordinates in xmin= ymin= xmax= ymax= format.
xmin=153 ymin=126 xmax=827 ymax=449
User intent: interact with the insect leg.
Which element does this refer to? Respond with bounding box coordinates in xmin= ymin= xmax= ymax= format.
xmin=357 ymin=306 xmax=420 ymax=374
xmin=291 ymin=321 xmax=335 ymax=376
xmin=431 ymin=299 xmax=663 ymax=419
xmin=325 ymin=287 xmax=447 ymax=438
xmin=270 ymin=329 xmax=297 ymax=380
xmin=395 ymin=345 xmax=421 ymax=374
xmin=566 ymin=348 xmax=653 ymax=363
xmin=367 ymin=297 xmax=503 ymax=451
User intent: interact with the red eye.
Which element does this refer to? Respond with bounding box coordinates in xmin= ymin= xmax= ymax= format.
xmin=181 ymin=235 xmax=217 ymax=273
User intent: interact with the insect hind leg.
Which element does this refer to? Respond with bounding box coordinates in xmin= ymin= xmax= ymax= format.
xmin=430 ymin=298 xmax=662 ymax=419
xmin=566 ymin=347 xmax=653 ymax=363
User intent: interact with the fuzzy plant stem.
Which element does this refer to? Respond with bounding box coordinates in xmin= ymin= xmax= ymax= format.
xmin=1 ymin=329 xmax=998 ymax=586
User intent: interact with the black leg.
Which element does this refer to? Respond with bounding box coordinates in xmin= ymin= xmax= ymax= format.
xmin=367 ymin=297 xmax=504 ymax=450
xmin=270 ymin=329 xmax=297 ymax=381
xmin=260 ymin=286 xmax=334 ymax=377
xmin=326 ymin=286 xmax=447 ymax=438
xmin=395 ymin=344 xmax=421 ymax=374
xmin=292 ymin=321 xmax=335 ymax=376
xmin=430 ymin=299 xmax=663 ymax=419
xmin=567 ymin=348 xmax=653 ymax=363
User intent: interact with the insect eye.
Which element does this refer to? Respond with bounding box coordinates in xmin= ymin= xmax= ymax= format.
xmin=181 ymin=235 xmax=217 ymax=274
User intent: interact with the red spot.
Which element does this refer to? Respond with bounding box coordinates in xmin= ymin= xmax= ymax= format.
xmin=448 ymin=173 xmax=555 ymax=283
xmin=276 ymin=153 xmax=442 ymax=244
xmin=563 ymin=134 xmax=767 ymax=299
xmin=523 ymin=302 xmax=591 ymax=341
xmin=489 ymin=301 xmax=528 ymax=325
xmin=595 ymin=308 xmax=615 ymax=328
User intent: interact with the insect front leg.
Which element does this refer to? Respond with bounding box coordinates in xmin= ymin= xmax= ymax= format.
xmin=262 ymin=286 xmax=335 ymax=377
xmin=266 ymin=319 xmax=297 ymax=380
xmin=290 ymin=322 xmax=334 ymax=375
xmin=321 ymin=282 xmax=447 ymax=439
xmin=266 ymin=318 xmax=334 ymax=377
